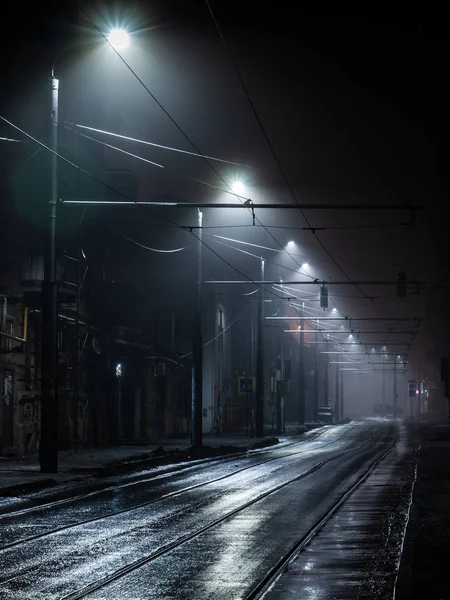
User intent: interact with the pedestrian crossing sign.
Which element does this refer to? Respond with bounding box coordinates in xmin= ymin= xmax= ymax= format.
xmin=238 ymin=376 xmax=256 ymax=395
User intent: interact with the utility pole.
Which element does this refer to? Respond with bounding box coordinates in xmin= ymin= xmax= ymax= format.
xmin=40 ymin=75 xmax=59 ymax=473
xmin=340 ymin=368 xmax=344 ymax=419
xmin=191 ymin=208 xmax=203 ymax=448
xmin=250 ymin=299 xmax=255 ymax=436
xmin=218 ymin=306 xmax=224 ymax=434
xmin=335 ymin=363 xmax=340 ymax=420
xmin=255 ymin=258 xmax=265 ymax=438
xmin=324 ymin=338 xmax=329 ymax=406
xmin=298 ymin=304 xmax=305 ymax=426
xmin=276 ymin=339 xmax=284 ymax=434
xmin=393 ymin=356 xmax=398 ymax=419
xmin=313 ymin=327 xmax=319 ymax=420
xmin=382 ymin=352 xmax=386 ymax=411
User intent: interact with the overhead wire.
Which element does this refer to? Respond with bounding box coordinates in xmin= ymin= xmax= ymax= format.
xmin=179 ymin=302 xmax=251 ymax=358
xmin=86 ymin=13 xmax=405 ymax=339
xmin=64 ymin=125 xmax=165 ymax=169
xmin=0 ymin=114 xmax=284 ymax=301
xmin=104 ymin=220 xmax=186 ymax=253
xmin=65 ymin=122 xmax=252 ymax=168
xmin=82 ymin=14 xmax=315 ymax=283
xmin=204 ymin=1 xmax=401 ymax=340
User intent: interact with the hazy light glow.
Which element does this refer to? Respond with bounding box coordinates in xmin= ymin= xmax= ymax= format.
xmin=302 ymin=263 xmax=309 ymax=269
xmin=332 ymin=308 xmax=337 ymax=313
xmin=287 ymin=240 xmax=295 ymax=246
xmin=231 ymin=180 xmax=246 ymax=195
xmin=107 ymin=28 xmax=130 ymax=50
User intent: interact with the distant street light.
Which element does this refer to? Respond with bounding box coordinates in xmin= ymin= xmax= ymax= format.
xmin=107 ymin=28 xmax=130 ymax=50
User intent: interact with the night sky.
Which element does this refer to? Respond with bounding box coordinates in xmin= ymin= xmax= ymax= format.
xmin=1 ymin=3 xmax=448 ymax=381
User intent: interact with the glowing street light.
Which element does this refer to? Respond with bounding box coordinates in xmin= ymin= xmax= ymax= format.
xmin=107 ymin=28 xmax=130 ymax=50
xmin=231 ymin=180 xmax=246 ymax=195
xmin=41 ymin=25 xmax=133 ymax=473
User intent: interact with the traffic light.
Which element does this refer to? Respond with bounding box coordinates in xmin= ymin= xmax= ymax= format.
xmin=397 ymin=272 xmax=406 ymax=298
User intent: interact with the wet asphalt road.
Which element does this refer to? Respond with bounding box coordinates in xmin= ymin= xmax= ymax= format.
xmin=0 ymin=421 xmax=400 ymax=599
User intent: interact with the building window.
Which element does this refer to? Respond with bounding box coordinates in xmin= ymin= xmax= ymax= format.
xmin=1 ymin=318 xmax=14 ymax=352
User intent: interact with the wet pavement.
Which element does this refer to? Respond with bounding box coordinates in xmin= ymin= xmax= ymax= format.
xmin=0 ymin=433 xmax=283 ymax=496
xmin=263 ymin=424 xmax=418 ymax=600
xmin=0 ymin=420 xmax=415 ymax=599
xmin=395 ymin=423 xmax=450 ymax=600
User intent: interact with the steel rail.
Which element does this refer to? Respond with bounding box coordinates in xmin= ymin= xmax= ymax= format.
xmin=57 ymin=426 xmax=384 ymax=600
xmin=0 ymin=428 xmax=356 ymax=551
xmin=0 ymin=432 xmax=327 ymax=521
xmin=244 ymin=429 xmax=399 ymax=600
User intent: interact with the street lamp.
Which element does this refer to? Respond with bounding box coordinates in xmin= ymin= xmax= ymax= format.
xmin=231 ymin=180 xmax=246 ymax=195
xmin=107 ymin=28 xmax=130 ymax=50
xmin=40 ymin=27 xmax=131 ymax=473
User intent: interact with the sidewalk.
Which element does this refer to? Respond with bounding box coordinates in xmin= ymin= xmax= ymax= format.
xmin=0 ymin=432 xmax=284 ymax=498
xmin=395 ymin=422 xmax=450 ymax=599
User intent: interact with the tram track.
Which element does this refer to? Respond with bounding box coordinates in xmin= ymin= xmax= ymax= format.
xmin=0 ymin=426 xmax=357 ymax=551
xmin=0 ymin=428 xmax=330 ymax=521
xmin=243 ymin=433 xmax=399 ymax=600
xmin=52 ymin=425 xmax=387 ymax=600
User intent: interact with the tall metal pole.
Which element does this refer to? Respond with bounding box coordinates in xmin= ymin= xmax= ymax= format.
xmin=335 ymin=362 xmax=340 ymax=420
xmin=40 ymin=76 xmax=59 ymax=473
xmin=382 ymin=352 xmax=386 ymax=411
xmin=250 ymin=299 xmax=255 ymax=436
xmin=218 ymin=307 xmax=224 ymax=434
xmin=324 ymin=339 xmax=329 ymax=406
xmin=276 ymin=339 xmax=284 ymax=434
xmin=298 ymin=303 xmax=305 ymax=426
xmin=255 ymin=258 xmax=265 ymax=437
xmin=313 ymin=327 xmax=319 ymax=420
xmin=393 ymin=356 xmax=398 ymax=419
xmin=191 ymin=209 xmax=203 ymax=448
xmin=340 ymin=368 xmax=344 ymax=419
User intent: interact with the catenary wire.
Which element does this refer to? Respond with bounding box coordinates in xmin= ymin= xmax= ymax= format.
xmin=65 ymin=122 xmax=253 ymax=168
xmin=64 ymin=125 xmax=165 ymax=169
xmin=204 ymin=1 xmax=396 ymax=335
xmin=83 ymin=15 xmax=316 ymax=283
xmin=179 ymin=302 xmax=251 ymax=358
xmin=104 ymin=220 xmax=186 ymax=253
xmin=0 ymin=114 xmax=284 ymax=302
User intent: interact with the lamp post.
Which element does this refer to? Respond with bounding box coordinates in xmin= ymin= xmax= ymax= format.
xmin=40 ymin=74 xmax=59 ymax=473
xmin=192 ymin=208 xmax=203 ymax=449
xmin=298 ymin=303 xmax=305 ymax=426
xmin=335 ymin=362 xmax=340 ymax=420
xmin=393 ymin=355 xmax=398 ymax=419
xmin=313 ymin=324 xmax=319 ymax=421
xmin=39 ymin=28 xmax=130 ymax=473
xmin=255 ymin=258 xmax=265 ymax=438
